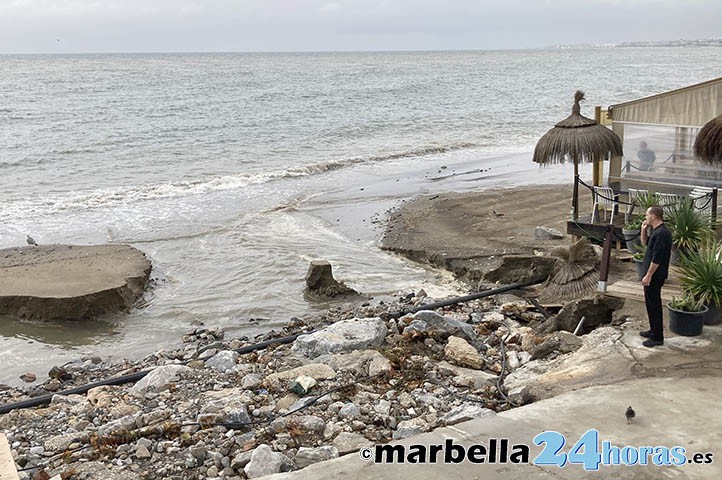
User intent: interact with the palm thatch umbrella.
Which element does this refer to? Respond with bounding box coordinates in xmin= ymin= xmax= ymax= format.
xmin=533 ymin=91 xmax=623 ymax=219
xmin=694 ymin=113 xmax=722 ymax=165
xmin=536 ymin=238 xmax=599 ymax=303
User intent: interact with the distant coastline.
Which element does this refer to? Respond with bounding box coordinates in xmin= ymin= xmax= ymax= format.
xmin=555 ymin=38 xmax=722 ymax=49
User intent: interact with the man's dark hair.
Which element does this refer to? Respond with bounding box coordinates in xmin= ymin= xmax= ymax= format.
xmin=649 ymin=205 xmax=664 ymax=221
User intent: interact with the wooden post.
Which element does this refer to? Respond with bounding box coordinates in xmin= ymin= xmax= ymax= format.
xmin=713 ymin=188 xmax=718 ymax=229
xmin=0 ymin=434 xmax=20 ymax=480
xmin=593 ymin=107 xmax=602 ymax=186
xmin=572 ymin=173 xmax=579 ymax=221
xmin=598 ymin=225 xmax=613 ymax=294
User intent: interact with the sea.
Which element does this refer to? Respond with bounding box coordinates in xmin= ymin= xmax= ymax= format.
xmin=1 ymin=47 xmax=720 ymax=384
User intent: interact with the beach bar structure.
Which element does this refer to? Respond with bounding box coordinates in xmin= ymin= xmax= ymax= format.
xmin=568 ymin=77 xmax=722 ymax=240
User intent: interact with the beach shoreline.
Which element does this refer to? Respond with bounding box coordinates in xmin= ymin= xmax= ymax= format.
xmin=2 ymin=183 xmax=722 ymax=479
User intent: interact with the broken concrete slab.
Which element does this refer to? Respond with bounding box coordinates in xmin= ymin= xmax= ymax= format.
xmin=0 ymin=244 xmax=151 ymax=321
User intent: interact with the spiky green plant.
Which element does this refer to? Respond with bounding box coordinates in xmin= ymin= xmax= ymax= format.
xmin=678 ymin=239 xmax=722 ymax=307
xmin=668 ymin=294 xmax=706 ymax=313
xmin=667 ymin=198 xmax=713 ymax=252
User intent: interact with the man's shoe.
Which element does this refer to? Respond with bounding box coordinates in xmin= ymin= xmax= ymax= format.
xmin=639 ymin=330 xmax=652 ymax=338
xmin=643 ymin=338 xmax=664 ymax=347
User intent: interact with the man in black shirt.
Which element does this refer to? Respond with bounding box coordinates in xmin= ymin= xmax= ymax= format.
xmin=639 ymin=205 xmax=672 ymax=347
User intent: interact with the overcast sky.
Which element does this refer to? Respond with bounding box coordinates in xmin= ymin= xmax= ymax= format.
xmin=1 ymin=0 xmax=720 ymax=54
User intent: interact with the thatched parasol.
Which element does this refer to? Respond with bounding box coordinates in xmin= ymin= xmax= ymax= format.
xmin=536 ymin=238 xmax=599 ymax=303
xmin=693 ymin=113 xmax=722 ymax=165
xmin=533 ymin=91 xmax=623 ymax=179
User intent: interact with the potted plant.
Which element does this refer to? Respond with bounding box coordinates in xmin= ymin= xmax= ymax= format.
xmin=667 ymin=294 xmax=707 ymax=336
xmin=677 ymin=239 xmax=722 ymax=325
xmin=631 ymin=244 xmax=646 ymax=281
xmin=667 ymin=198 xmax=713 ymax=264
xmin=623 ymin=214 xmax=644 ymax=254
xmin=623 ymin=191 xmax=658 ymax=253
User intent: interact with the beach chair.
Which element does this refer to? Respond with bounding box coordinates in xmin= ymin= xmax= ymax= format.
xmin=591 ymin=186 xmax=619 ymax=224
xmin=689 ymin=187 xmax=714 ymax=218
xmin=658 ymin=193 xmax=680 ymax=217
xmin=625 ymin=188 xmax=648 ymax=224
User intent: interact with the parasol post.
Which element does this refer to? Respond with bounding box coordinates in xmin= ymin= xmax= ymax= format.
xmin=572 ymin=174 xmax=579 ymax=221
xmin=712 ymin=188 xmax=718 ymax=229
xmin=598 ymin=225 xmax=613 ymax=294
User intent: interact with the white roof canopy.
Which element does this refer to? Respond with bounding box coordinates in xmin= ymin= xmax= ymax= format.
xmin=609 ymin=77 xmax=722 ymax=128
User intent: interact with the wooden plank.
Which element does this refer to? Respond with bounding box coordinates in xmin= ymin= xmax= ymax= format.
xmin=0 ymin=434 xmax=20 ymax=480
xmin=606 ymin=279 xmax=683 ymax=304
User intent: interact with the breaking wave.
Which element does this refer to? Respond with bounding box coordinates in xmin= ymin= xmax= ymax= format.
xmin=7 ymin=142 xmax=478 ymax=215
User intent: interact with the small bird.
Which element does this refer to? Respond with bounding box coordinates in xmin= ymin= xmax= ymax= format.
xmin=491 ymin=209 xmax=504 ymax=217
xmin=26 ymin=235 xmax=37 ymax=246
xmin=625 ymin=406 xmax=636 ymax=423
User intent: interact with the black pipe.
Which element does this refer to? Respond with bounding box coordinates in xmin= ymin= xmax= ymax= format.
xmin=1 ymin=282 xmax=539 ymax=414
xmin=388 ymin=280 xmax=538 ymax=318
xmin=0 ymin=332 xmax=305 ymax=415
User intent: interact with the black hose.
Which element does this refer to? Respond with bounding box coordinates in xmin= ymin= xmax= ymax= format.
xmin=388 ymin=280 xmax=539 ymax=319
xmin=0 ymin=332 xmax=305 ymax=415
xmin=1 ymin=281 xmax=538 ymax=414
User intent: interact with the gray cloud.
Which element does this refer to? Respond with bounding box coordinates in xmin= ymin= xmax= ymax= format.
xmin=0 ymin=0 xmax=720 ymax=53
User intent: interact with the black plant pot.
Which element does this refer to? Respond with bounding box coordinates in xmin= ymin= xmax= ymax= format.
xmin=623 ymin=228 xmax=641 ymax=254
xmin=668 ymin=304 xmax=707 ymax=336
xmin=704 ymin=302 xmax=721 ymax=326
xmin=634 ymin=259 xmax=645 ymax=281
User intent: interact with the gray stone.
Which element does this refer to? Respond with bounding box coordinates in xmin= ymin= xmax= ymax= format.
xmin=294 ymin=446 xmax=339 ymax=469
xmin=316 ymin=350 xmax=391 ymax=376
xmin=44 ymin=432 xmax=84 ymax=452
xmin=244 ymin=444 xmax=293 ymax=478
xmin=374 ymin=399 xmax=392 ymax=416
xmin=530 ymin=336 xmax=560 ymax=360
xmin=200 ymin=388 xmax=252 ymax=425
xmin=404 ymin=311 xmax=481 ymax=347
xmin=241 ymin=373 xmax=263 ymax=389
xmin=97 ymin=414 xmax=139 ymax=437
xmin=264 ymin=364 xmax=336 ymax=388
xmin=553 ymin=331 xmax=583 ymax=353
xmin=135 ymin=445 xmax=152 ymax=459
xmin=442 ymin=404 xmax=495 ymax=426
xmin=292 ymin=318 xmax=387 ymax=358
xmin=130 ymin=365 xmax=192 ymax=395
xmin=231 ymin=451 xmax=253 ymax=470
xmin=205 ymin=350 xmax=239 ymax=373
xmin=189 ymin=445 xmax=207 ymax=461
xmin=508 ymin=384 xmax=532 ymax=405
xmin=533 ymin=226 xmax=564 ymax=240
xmin=332 ymin=432 xmax=372 ymax=455
xmin=338 ymin=403 xmax=361 ymax=419
xmin=393 ymin=418 xmax=429 ymax=440
xmin=437 ymin=361 xmax=497 ymax=389
xmin=413 ymin=394 xmax=444 ymax=410
xmin=368 ymin=356 xmax=393 ymax=377
xmin=444 ymin=336 xmax=484 ymax=369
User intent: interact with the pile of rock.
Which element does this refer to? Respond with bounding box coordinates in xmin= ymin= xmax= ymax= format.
xmin=0 ymin=290 xmax=621 ymax=480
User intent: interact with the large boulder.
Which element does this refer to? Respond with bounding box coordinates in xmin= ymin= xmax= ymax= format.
xmin=292 ymin=318 xmax=387 ymax=358
xmin=0 ymin=244 xmax=151 ymax=320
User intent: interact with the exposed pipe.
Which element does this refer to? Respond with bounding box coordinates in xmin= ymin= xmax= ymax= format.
xmin=0 ymin=332 xmax=304 ymax=415
xmin=1 ymin=280 xmax=541 ymax=414
xmin=389 ymin=280 xmax=540 ymax=318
